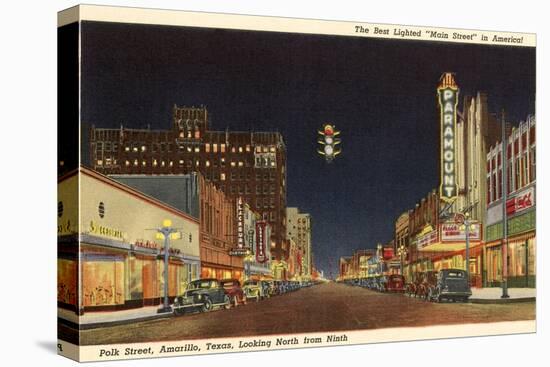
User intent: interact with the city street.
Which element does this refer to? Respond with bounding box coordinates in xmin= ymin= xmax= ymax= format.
xmin=65 ymin=282 xmax=535 ymax=346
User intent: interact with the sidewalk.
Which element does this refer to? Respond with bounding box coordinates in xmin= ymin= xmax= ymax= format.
xmin=469 ymin=287 xmax=536 ymax=304
xmin=58 ymin=305 xmax=173 ymax=330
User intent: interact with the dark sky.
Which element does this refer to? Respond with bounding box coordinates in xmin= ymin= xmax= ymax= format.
xmin=81 ymin=21 xmax=535 ymax=277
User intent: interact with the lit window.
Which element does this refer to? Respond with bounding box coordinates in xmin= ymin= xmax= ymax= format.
xmin=195 ymin=130 xmax=200 ymax=139
xmin=231 ymin=161 xmax=236 ymax=167
xmin=270 ymin=160 xmax=276 ymax=167
xmin=232 ymin=147 xmax=236 ymax=153
xmin=195 ymin=160 xmax=199 ymax=166
xmin=141 ymin=145 xmax=146 ymax=152
xmin=133 ymin=146 xmax=138 ymax=152
xmin=187 ymin=131 xmax=192 ymax=138
xmin=221 ymin=173 xmax=226 ymax=181
xmin=205 ymin=144 xmax=210 ymax=152
xmin=194 ymin=147 xmax=200 ymax=153
xmin=133 ymin=159 xmax=138 ymax=166
xmin=239 ymin=147 xmax=243 ymax=153
xmin=153 ymin=159 xmax=158 ymax=167
xmin=238 ymin=161 xmax=244 ymax=167
xmin=270 ymin=146 xmax=276 ymax=152
xmin=142 ymin=160 xmax=146 ymax=166
xmin=96 ymin=160 xmax=103 ymax=166
xmin=263 ymin=147 xmax=268 ymax=153
xmin=179 ymin=160 xmax=184 ymax=166
xmin=179 ymin=132 xmax=184 ymax=138
xmin=213 ymin=144 xmax=218 ymax=153
xmin=187 ymin=146 xmax=192 ymax=152
xmin=221 ymin=144 xmax=226 ymax=152
xmin=206 ymin=160 xmax=210 ymax=167
xmin=246 ymin=145 xmax=251 ymax=152
xmin=169 ymin=161 xmax=173 ymax=167
xmin=125 ymin=160 xmax=130 ymax=166
xmin=161 ymin=161 xmax=165 ymax=167
xmin=256 ymin=146 xmax=261 ymax=153
xmin=125 ymin=146 xmax=130 ymax=152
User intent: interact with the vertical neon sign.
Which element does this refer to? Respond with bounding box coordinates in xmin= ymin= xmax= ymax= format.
xmin=438 ymin=72 xmax=459 ymax=202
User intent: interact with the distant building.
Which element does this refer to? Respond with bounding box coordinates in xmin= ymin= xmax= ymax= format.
xmin=286 ymin=207 xmax=312 ymax=279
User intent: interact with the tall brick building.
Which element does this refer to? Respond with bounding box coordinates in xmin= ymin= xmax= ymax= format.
xmin=89 ymin=105 xmax=288 ymax=260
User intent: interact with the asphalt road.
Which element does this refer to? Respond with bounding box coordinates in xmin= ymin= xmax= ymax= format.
xmin=70 ymin=282 xmax=535 ymax=345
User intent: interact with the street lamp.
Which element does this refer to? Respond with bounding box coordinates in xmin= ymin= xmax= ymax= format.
xmin=501 ymin=111 xmax=510 ymax=298
xmin=153 ymin=219 xmax=181 ymax=314
xmin=244 ymin=249 xmax=254 ymax=281
xmin=397 ymin=244 xmax=408 ymax=277
xmin=459 ymin=213 xmax=471 ymax=294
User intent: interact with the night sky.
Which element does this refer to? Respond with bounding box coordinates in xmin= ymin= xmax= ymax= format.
xmin=81 ymin=21 xmax=535 ymax=278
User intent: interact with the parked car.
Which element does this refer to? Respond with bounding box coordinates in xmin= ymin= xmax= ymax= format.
xmin=220 ymin=279 xmax=246 ymax=307
xmin=427 ymin=269 xmax=472 ymax=302
xmin=259 ymin=280 xmax=272 ymax=298
xmin=272 ymin=280 xmax=285 ymax=295
xmin=416 ymin=270 xmax=438 ymax=300
xmin=386 ymin=274 xmax=405 ymax=292
xmin=405 ymin=272 xmax=424 ymax=297
xmin=242 ymin=280 xmax=268 ymax=301
xmin=172 ymin=278 xmax=230 ymax=315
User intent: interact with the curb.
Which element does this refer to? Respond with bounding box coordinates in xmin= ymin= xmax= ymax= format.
xmin=469 ymin=297 xmax=536 ymax=304
xmin=58 ymin=313 xmax=174 ymax=330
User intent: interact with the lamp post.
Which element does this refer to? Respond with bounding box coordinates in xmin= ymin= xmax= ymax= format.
xmin=461 ymin=213 xmax=471 ymax=294
xmin=501 ymin=111 xmax=510 ymax=298
xmin=397 ymin=244 xmax=408 ymax=277
xmin=155 ymin=219 xmax=180 ymax=314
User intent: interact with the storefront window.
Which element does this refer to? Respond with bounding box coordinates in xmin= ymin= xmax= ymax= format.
xmin=82 ymin=260 xmax=125 ymax=306
xmin=58 ymin=259 xmax=77 ymax=306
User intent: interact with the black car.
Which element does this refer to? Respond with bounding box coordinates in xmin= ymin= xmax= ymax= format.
xmin=427 ymin=269 xmax=472 ymax=302
xmin=172 ymin=278 xmax=230 ymax=315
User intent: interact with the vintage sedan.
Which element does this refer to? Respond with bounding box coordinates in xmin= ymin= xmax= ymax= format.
xmin=416 ymin=270 xmax=439 ymax=300
xmin=220 ymin=279 xmax=246 ymax=307
xmin=242 ymin=280 xmax=268 ymax=301
xmin=405 ymin=272 xmax=425 ymax=297
xmin=385 ymin=274 xmax=405 ymax=292
xmin=172 ymin=278 xmax=230 ymax=315
xmin=427 ymin=269 xmax=472 ymax=302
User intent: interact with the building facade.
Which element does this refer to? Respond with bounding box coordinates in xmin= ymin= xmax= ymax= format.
xmin=485 ymin=115 xmax=536 ymax=288
xmin=89 ymin=105 xmax=288 ymax=261
xmin=109 ymin=173 xmax=245 ymax=282
xmin=286 ymin=207 xmax=313 ymax=279
xmin=58 ymin=167 xmax=200 ymax=316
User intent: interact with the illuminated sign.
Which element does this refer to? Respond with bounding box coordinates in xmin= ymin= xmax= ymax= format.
xmin=416 ymin=230 xmax=438 ymax=250
xmin=236 ymin=197 xmax=244 ymax=248
xmin=255 ymin=221 xmax=268 ymax=263
xmin=440 ymin=222 xmax=481 ymax=242
xmin=438 ymin=72 xmax=459 ymax=202
xmin=89 ymin=220 xmax=124 ymax=240
xmin=506 ymin=186 xmax=535 ymax=216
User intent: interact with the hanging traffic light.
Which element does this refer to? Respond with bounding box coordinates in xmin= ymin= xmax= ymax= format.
xmin=317 ymin=124 xmax=341 ymax=163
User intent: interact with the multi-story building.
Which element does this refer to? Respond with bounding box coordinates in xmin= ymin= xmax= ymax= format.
xmin=338 ymin=257 xmax=352 ymax=280
xmin=286 ymin=207 xmax=312 ymax=279
xmin=89 ymin=105 xmax=288 ymax=261
xmin=485 ymin=115 xmax=536 ymax=288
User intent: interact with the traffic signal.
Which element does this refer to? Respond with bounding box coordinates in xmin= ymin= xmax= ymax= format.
xmin=317 ymin=124 xmax=341 ymax=163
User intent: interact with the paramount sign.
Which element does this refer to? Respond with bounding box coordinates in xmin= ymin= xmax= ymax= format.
xmin=438 ymin=72 xmax=459 ymax=202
